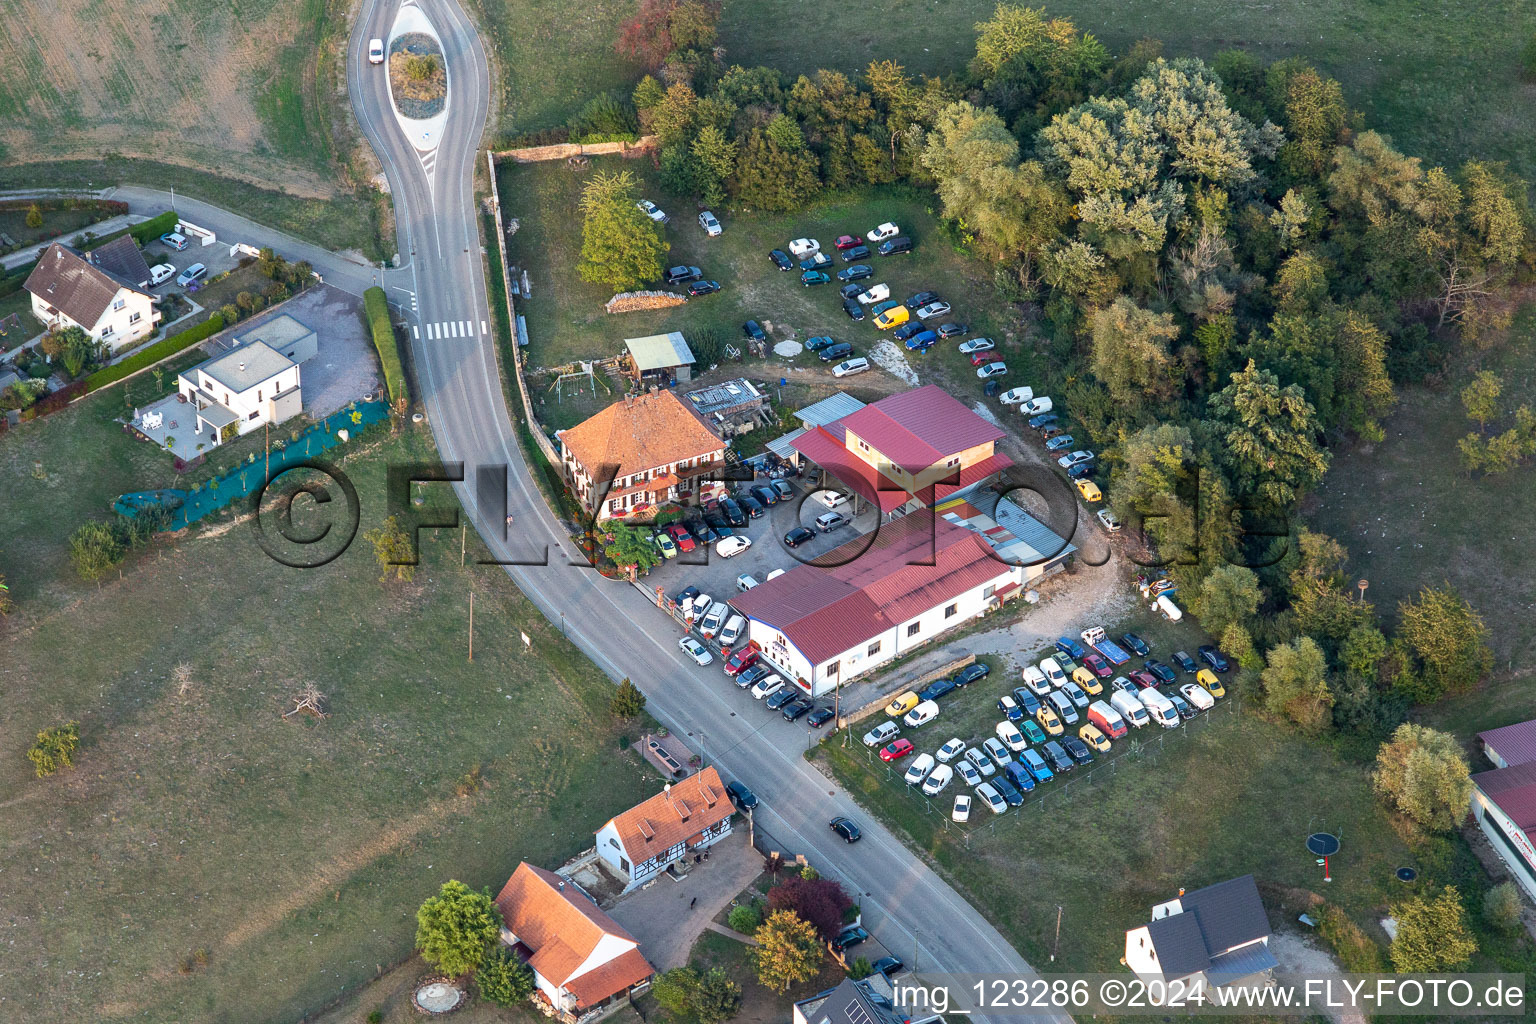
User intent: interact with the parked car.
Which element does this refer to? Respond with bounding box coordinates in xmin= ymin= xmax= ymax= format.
xmin=817 ymin=342 xmax=853 ymax=362
xmin=720 ymin=498 xmax=747 ymax=528
xmin=715 ymin=535 xmax=752 ymax=558
xmin=1199 ymin=645 xmax=1231 ymax=672
xmin=788 ymin=238 xmax=820 ymax=258
xmin=1062 ymin=735 xmax=1095 ymax=766
xmin=958 ymin=338 xmax=995 ymax=354
xmin=769 ymin=249 xmax=793 ymax=271
xmin=997 ymin=694 xmax=1022 ymax=722
xmin=148 ymin=263 xmax=176 ymax=286
xmin=922 ymin=764 xmax=953 ymax=796
xmin=807 ymin=706 xmax=835 ymax=728
xmin=806 ymin=335 xmax=837 ymax=352
xmin=917 ymin=676 xmax=957 ymax=702
xmin=160 ymin=231 xmax=189 ymax=251
xmin=969 ymin=352 xmax=997 ymax=367
xmin=678 ymin=636 xmax=712 ymax=666
xmin=1035 ymin=704 xmax=1063 ymax=736
xmin=1021 ymin=665 xmax=1051 ymax=697
xmin=886 ymin=691 xmax=920 ymax=717
xmin=877 ymin=236 xmax=913 ymax=255
xmin=992 ymin=774 xmax=1025 ymax=807
xmin=784 ymin=526 xmax=816 ymax=548
xmin=975 ymin=361 xmax=1007 ymax=379
xmin=834 ymin=234 xmax=861 ymax=250
xmin=878 ymin=738 xmax=913 ymax=761
xmin=674 ymin=585 xmax=699 ymax=606
xmin=863 ymin=721 xmax=899 ymax=747
xmin=839 ymin=281 xmax=864 ymax=300
xmin=1045 ymin=434 xmax=1075 ymax=452
xmin=937 ymin=737 xmax=967 ymax=763
xmin=832 ymin=357 xmax=870 ymax=377
xmin=964 ymin=747 xmax=995 ymax=778
xmin=1172 ymin=650 xmax=1198 ymax=674
xmin=664 ymin=265 xmax=703 ymax=284
xmin=368 ymin=38 xmax=385 ymax=63
xmin=836 ymin=264 xmax=873 ymax=282
xmin=904 ymin=753 xmax=936 ymax=786
xmin=1145 ymin=658 xmax=1177 ymax=683
xmin=996 ymin=720 xmax=1027 ymax=752
xmin=938 ymin=322 xmax=969 ymax=338
xmin=801 ymin=270 xmax=831 ymax=287
xmin=687 ymin=279 xmax=721 ymax=297
xmin=829 ymin=817 xmax=862 ymax=843
xmin=954 ymin=662 xmax=989 ymax=687
xmin=903 ymin=700 xmax=940 ymax=728
xmin=750 ymin=484 xmax=778 ymax=506
xmin=951 ymin=793 xmax=971 ymax=821
xmin=664 ymin=524 xmax=695 ymax=552
xmin=869 ymin=299 xmax=901 ymax=317
xmin=1078 ymin=723 xmax=1112 ymax=752
xmin=915 ymin=300 xmax=951 ymax=320
xmin=726 ymin=780 xmax=758 ymax=810
xmin=1097 ymin=508 xmax=1122 ymax=533
xmin=698 ymin=210 xmax=722 ymax=235
xmin=1060 ymin=680 xmax=1090 ymax=710
xmin=999 ymin=386 xmax=1035 ymax=405
xmin=841 ymin=245 xmax=871 ymax=262
xmin=766 ymin=687 xmax=798 ymax=711
xmin=751 ymin=679 xmax=785 ymax=705
xmin=176 ymin=263 xmax=207 ymax=287
xmin=1042 ymin=740 xmax=1074 ymax=773
xmin=719 ymin=615 xmax=745 ymax=646
xmin=653 ymin=531 xmax=677 ymax=559
xmin=1122 ymin=632 xmax=1150 ymax=656
xmin=636 ymin=199 xmax=667 ymax=222
xmin=1020 ymin=748 xmax=1054 ymax=783
xmin=722 ymin=644 xmax=758 ymax=673
xmin=1197 ymin=670 xmax=1226 ymax=699
xmin=814 ymin=490 xmax=850 ymax=508
xmin=1004 ymin=762 xmax=1036 ymax=794
xmin=1127 ymin=669 xmax=1159 ymax=690
xmin=867 ymin=222 xmax=901 ymax=242
xmin=1167 ymin=691 xmax=1199 ymax=721
xmin=842 ymin=297 xmax=866 ymax=320
xmin=1180 ymin=682 xmax=1215 ymax=710
xmin=1020 ymin=718 xmax=1047 ymax=744
xmin=905 ymin=330 xmax=939 ymax=352
xmin=815 ymin=511 xmax=849 ymax=532
xmin=736 ymin=572 xmax=759 ymax=593
xmin=1055 ymin=636 xmax=1086 ymax=660
xmin=800 ymin=252 xmax=833 ymax=271
xmin=742 ymin=320 xmax=766 ymax=342
xmin=976 ymin=782 xmax=1007 ymax=814
xmin=1075 ymin=478 xmax=1103 ymax=502
xmin=1057 ymin=450 xmax=1095 ymax=469
xmin=1028 ymin=412 xmax=1059 ymax=430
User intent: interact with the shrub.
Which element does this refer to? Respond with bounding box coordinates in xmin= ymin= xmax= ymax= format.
xmin=476 ymin=945 xmax=535 ymax=1006
xmin=70 ymin=521 xmax=127 ymax=581
xmin=1316 ymin=904 xmax=1385 ymax=972
xmin=1484 ymin=881 xmax=1523 ymax=932
xmin=846 ymin=956 xmax=873 ymax=980
xmin=28 ymin=721 xmax=81 ymax=777
xmin=84 ymin=313 xmax=225 ymax=392
xmin=364 ymin=286 xmax=409 ymax=406
xmin=727 ymin=903 xmax=762 ymax=934
xmin=128 ymin=211 xmax=178 ymax=246
xmin=25 ymin=202 xmax=42 ymax=229
xmin=767 ymin=876 xmax=852 ymax=939
xmin=1390 ymin=886 xmax=1477 ymax=971
xmin=610 ymin=677 xmax=647 ymax=718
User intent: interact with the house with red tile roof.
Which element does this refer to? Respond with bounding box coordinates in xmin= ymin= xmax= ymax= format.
xmin=557 ymin=389 xmax=727 ymax=520
xmin=595 ymin=766 xmax=735 ymax=893
xmin=729 ymin=511 xmax=1023 ymax=697
xmin=493 ymin=862 xmax=655 ymax=1020
xmin=1471 ymin=722 xmax=1536 ymax=903
xmin=791 ymin=385 xmax=1012 ymax=517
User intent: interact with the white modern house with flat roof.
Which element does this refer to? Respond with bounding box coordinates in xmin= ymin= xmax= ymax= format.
xmin=175 ymin=315 xmax=317 ymax=444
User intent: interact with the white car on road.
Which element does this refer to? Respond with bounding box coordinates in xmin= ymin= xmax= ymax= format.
xmin=715 ymin=535 xmax=752 ymax=558
xmin=867 ymin=222 xmax=900 ymax=242
xmin=678 ymin=636 xmax=712 ymax=666
xmin=952 ymin=793 xmax=971 ymax=821
xmin=922 ymin=763 xmax=954 ymax=796
xmin=368 ymin=38 xmax=385 ymax=64
xmin=904 ymin=753 xmax=936 ymax=786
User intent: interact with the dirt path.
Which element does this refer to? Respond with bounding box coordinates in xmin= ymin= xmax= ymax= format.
xmin=1269 ymin=932 xmax=1365 ymax=1024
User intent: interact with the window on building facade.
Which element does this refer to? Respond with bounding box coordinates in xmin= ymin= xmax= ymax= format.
xmin=867 ymin=641 xmax=881 ymax=656
xmin=984 ymin=584 xmax=995 ymax=598
xmin=826 ymin=661 xmax=839 ymax=677
xmin=907 ymin=622 xmax=921 ymax=637
xmin=112 ymin=298 xmax=125 ymax=311
xmin=101 ymin=325 xmax=114 ymax=337
xmin=945 ymin=603 xmax=957 ymax=619
xmin=129 ymin=311 xmax=141 ymax=324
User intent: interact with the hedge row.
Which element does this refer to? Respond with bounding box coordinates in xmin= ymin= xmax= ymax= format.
xmin=83 ymin=312 xmax=226 ymax=393
xmin=364 ymin=286 xmax=408 ymax=406
xmin=127 ymin=211 xmax=179 ymax=246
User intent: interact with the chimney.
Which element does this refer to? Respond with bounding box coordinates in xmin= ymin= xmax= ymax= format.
xmin=239 ymin=362 xmax=246 ymax=373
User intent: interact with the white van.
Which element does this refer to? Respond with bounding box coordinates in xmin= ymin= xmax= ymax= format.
xmin=1021 ymin=396 xmax=1054 ymax=415
xmin=1047 ymin=690 xmax=1079 ymax=726
xmin=1137 ymin=687 xmax=1181 ymax=728
xmin=1110 ymin=689 xmax=1149 ymax=729
xmin=903 ymin=700 xmax=940 ymax=728
xmin=833 ymin=357 xmax=870 ymax=377
xmin=1021 ymin=665 xmax=1051 ymax=697
xmin=719 ymin=614 xmax=746 ymax=645
xmin=1040 ymin=657 xmax=1066 ymax=687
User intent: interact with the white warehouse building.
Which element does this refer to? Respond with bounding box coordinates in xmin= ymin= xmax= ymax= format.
xmin=729 ymin=511 xmax=1024 ymax=698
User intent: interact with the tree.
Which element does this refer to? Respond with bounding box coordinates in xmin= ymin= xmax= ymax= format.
xmin=691 ymin=125 xmax=737 ymax=206
xmin=653 ymin=965 xmax=741 ymax=1024
xmin=25 ymin=202 xmax=42 ymax=229
xmin=69 ymin=521 xmax=127 ymax=582
xmin=1089 ymin=298 xmax=1180 ymax=409
xmin=363 ymin=516 xmax=416 ymax=582
xmin=1372 ymin=724 xmax=1472 ymax=832
xmin=1284 ymin=529 xmax=1372 ymax=651
xmin=610 ymin=677 xmax=647 ymax=718
xmin=754 ymin=910 xmax=823 ymax=992
xmin=1207 ymin=360 xmax=1330 ymax=509
xmin=1394 ymin=584 xmax=1492 ymax=702
xmin=577 ymin=170 xmax=668 ymax=290
xmin=766 ymin=875 xmax=853 ymax=939
xmin=1268 ymin=61 xmax=1350 ymax=181
xmin=729 ymin=130 xmax=821 ymax=212
xmin=615 ymin=0 xmax=721 ymax=70
xmin=1484 ymin=882 xmax=1523 ymax=933
xmin=1260 ymin=636 xmax=1333 ymax=733
xmin=27 ymin=721 xmax=80 ymax=777
xmin=415 ymin=880 xmax=501 ymax=977
xmin=603 ymin=521 xmax=662 ymax=574
xmin=476 ymin=945 xmax=535 ymax=1006
xmin=1193 ymin=564 xmax=1261 ymax=635
xmin=1461 ymin=370 xmax=1502 ymax=431
xmin=695 ymin=968 xmax=743 ymax=1024
xmin=1389 ymin=886 xmax=1477 ymax=972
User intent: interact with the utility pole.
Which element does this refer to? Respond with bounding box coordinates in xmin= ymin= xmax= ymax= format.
xmin=912 ymin=929 xmax=919 ymax=972
xmin=460 ymin=523 xmax=466 ymax=566
xmin=1051 ymin=905 xmax=1062 ymax=962
xmin=468 ymin=590 xmax=475 ymax=662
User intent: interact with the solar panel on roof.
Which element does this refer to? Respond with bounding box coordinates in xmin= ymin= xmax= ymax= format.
xmin=845 ymin=1000 xmax=873 ymax=1024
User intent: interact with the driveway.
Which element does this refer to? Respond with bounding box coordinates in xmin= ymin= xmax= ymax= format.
xmin=606 ymin=831 xmax=763 ymax=971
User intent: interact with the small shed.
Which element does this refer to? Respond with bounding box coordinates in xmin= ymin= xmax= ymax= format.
xmin=624 ymin=331 xmax=696 ymax=383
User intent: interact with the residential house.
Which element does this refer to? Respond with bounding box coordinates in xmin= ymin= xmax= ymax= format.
xmin=594 ymin=766 xmax=734 ymax=893
xmin=24 ymin=242 xmax=161 ymax=349
xmin=729 ymin=511 xmax=1026 ymax=697
xmin=683 ymin=377 xmax=770 ymax=438
xmin=1123 ymin=875 xmax=1277 ymax=990
xmin=794 ymin=976 xmax=939 ymax=1024
xmin=493 ymin=862 xmax=654 ymax=1021
xmin=558 ymin=389 xmax=727 ymax=520
xmin=791 ymin=385 xmax=1012 ymax=519
xmin=624 ymin=332 xmax=696 ymax=384
xmin=87 ymin=235 xmax=155 ymax=289
xmin=1470 ymin=719 xmax=1536 ymax=902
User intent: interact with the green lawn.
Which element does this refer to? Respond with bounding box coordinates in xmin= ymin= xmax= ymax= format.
xmin=0 ymin=425 xmax=661 ymax=1024
xmin=472 ymin=0 xmax=1536 ymax=185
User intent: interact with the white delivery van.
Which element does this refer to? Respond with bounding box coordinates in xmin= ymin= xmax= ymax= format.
xmin=1040 ymin=657 xmax=1066 ymax=687
xmin=1021 ymin=396 xmax=1054 ymax=415
xmin=1047 ymin=690 xmax=1080 ymax=726
xmin=1137 ymin=687 xmax=1180 ymax=728
xmin=903 ymin=699 xmax=940 ymax=728
xmin=1155 ymin=593 xmax=1183 ymax=621
xmin=1110 ymin=689 xmax=1149 ymax=728
xmin=719 ymin=614 xmax=746 ymax=645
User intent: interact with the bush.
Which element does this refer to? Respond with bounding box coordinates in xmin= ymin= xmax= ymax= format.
xmin=1484 ymin=881 xmax=1524 ymax=932
xmin=28 ymin=721 xmax=81 ymax=777
xmin=364 ymin=286 xmax=409 ymax=406
xmin=128 ymin=211 xmax=178 ymax=246
xmin=476 ymin=945 xmax=535 ymax=1006
xmin=1316 ymin=904 xmax=1385 ymax=972
xmin=84 ymin=313 xmax=225 ymax=393
xmin=727 ymin=903 xmax=762 ymax=934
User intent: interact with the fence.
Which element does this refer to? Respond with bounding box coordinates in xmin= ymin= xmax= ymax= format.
xmin=494 ymin=136 xmax=658 ymax=164
xmin=845 ymin=692 xmax=1245 ymax=842
xmin=839 ymin=653 xmax=978 ymax=729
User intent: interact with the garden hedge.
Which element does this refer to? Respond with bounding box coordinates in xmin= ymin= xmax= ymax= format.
xmin=83 ymin=312 xmax=225 ymax=393
xmin=364 ymin=286 xmax=409 ymax=406
xmin=127 ymin=211 xmax=179 ymax=246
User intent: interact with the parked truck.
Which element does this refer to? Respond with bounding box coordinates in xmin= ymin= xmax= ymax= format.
xmin=1081 ymin=626 xmax=1131 ymax=665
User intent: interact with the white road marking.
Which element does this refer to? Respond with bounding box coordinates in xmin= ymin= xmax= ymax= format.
xmin=481 ymin=320 xmax=488 ymax=334
xmin=462 ymin=320 xmax=472 ymax=336
xmin=452 ymin=321 xmax=462 ymax=338
xmin=412 ymin=325 xmax=419 ymax=339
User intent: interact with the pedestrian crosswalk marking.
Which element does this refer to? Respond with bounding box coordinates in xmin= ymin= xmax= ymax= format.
xmin=481 ymin=320 xmax=488 ymax=334
xmin=412 ymin=325 xmax=419 ymax=339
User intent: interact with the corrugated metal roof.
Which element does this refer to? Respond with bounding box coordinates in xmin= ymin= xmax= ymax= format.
xmin=625 ymin=332 xmax=696 ymax=372
xmin=1480 ymin=720 xmax=1536 ymax=768
xmin=837 ymin=385 xmax=1004 ymax=472
xmin=1205 ymin=942 xmax=1279 ymax=984
xmin=991 ymin=496 xmax=1077 ymax=565
xmin=1475 ymin=761 xmax=1536 ymax=842
xmin=766 ymin=427 xmax=806 ymax=460
xmin=793 ymin=391 xmax=865 ymax=428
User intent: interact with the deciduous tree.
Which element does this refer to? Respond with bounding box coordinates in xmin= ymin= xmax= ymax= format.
xmin=415 ymin=880 xmax=501 ymax=977
xmin=603 ymin=522 xmax=662 ymax=575
xmin=1461 ymin=370 xmax=1502 ymax=431
xmin=363 ymin=516 xmax=416 ymax=582
xmin=1394 ymin=584 xmax=1492 ymax=702
xmin=1372 ymin=723 xmax=1472 ymax=832
xmin=1193 ymin=564 xmax=1261 ymax=635
xmin=1089 ymin=297 xmax=1180 ymax=408
xmin=1260 ymin=636 xmax=1333 ymax=733
xmin=1389 ymin=886 xmax=1476 ymax=972
xmin=766 ymin=876 xmax=852 ymax=939
xmin=754 ymin=910 xmax=823 ymax=992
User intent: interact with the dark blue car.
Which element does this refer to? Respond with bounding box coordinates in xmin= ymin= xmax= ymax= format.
xmin=1055 ymin=636 xmax=1086 ymax=660
xmin=904 ymin=330 xmax=938 ymax=351
xmin=918 ymin=677 xmax=957 ymax=702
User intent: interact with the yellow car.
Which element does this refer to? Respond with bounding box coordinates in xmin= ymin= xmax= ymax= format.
xmin=873 ymin=305 xmax=910 ymax=330
xmin=1078 ymin=723 xmax=1111 ymax=753
xmin=886 ymin=690 xmax=920 ymax=717
xmin=1071 ymin=666 xmax=1101 ymax=694
xmin=1197 ymin=669 xmax=1225 ymax=698
xmin=1035 ymin=704 xmax=1063 ymax=736
xmin=1075 ymin=478 xmax=1102 ymax=502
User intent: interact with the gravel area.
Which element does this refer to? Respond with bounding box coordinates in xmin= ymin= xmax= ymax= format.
xmin=1268 ymin=932 xmax=1364 ymax=1024
xmin=868 ymin=340 xmax=917 ymax=384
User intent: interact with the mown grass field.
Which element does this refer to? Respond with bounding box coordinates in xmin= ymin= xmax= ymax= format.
xmin=0 ymin=425 xmax=660 ymax=1024
xmin=476 ymin=0 xmax=1536 ymax=185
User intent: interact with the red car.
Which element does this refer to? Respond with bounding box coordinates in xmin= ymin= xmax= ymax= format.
xmin=1127 ymin=669 xmax=1159 ymax=689
xmin=1082 ymin=652 xmax=1112 ymax=678
xmin=834 ymin=234 xmax=861 ymax=250
xmin=969 ymin=351 xmax=996 ymax=366
xmin=878 ymin=738 xmax=914 ymax=762
xmin=665 ymin=523 xmax=696 ymax=552
xmin=724 ymin=648 xmax=759 ymax=676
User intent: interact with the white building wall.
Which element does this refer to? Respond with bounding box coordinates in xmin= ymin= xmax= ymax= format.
xmin=1472 ymin=787 xmax=1536 ymax=903
xmin=32 ymin=288 xmax=159 ymax=349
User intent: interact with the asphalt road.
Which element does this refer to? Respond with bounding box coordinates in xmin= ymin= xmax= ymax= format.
xmin=346 ymin=4 xmax=1064 ymax=1017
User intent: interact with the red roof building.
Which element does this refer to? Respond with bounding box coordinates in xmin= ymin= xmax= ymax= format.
xmin=1479 ymin=720 xmax=1536 ymax=770
xmin=729 ymin=511 xmax=1022 ymax=696
xmin=1472 ymin=753 xmax=1536 ymax=906
xmin=791 ymin=385 xmax=1013 ymax=515
xmin=595 ymin=767 xmax=735 ymax=892
xmin=493 ymin=862 xmax=655 ymax=1018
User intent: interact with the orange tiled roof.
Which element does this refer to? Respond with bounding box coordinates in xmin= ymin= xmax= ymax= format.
xmin=493 ymin=863 xmax=644 ymax=988
xmin=564 ymin=947 xmax=656 ymax=1009
xmin=560 ymin=390 xmax=724 ymax=480
xmin=602 ymin=766 xmax=733 ymax=861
